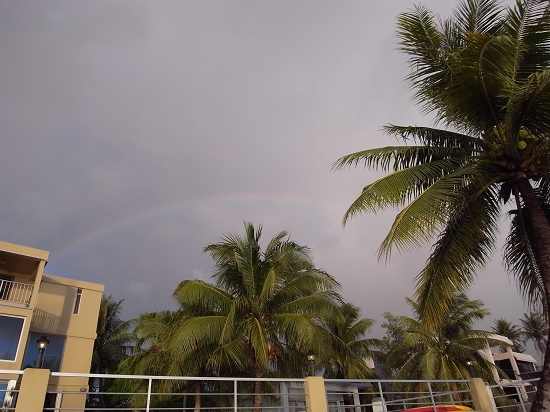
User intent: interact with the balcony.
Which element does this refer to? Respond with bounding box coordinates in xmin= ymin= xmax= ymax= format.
xmin=0 ymin=279 xmax=33 ymax=307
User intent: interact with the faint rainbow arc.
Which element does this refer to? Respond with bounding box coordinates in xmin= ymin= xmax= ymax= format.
xmin=51 ymin=192 xmax=321 ymax=260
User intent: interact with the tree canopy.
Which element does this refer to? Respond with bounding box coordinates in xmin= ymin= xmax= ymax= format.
xmin=335 ymin=1 xmax=550 ymax=409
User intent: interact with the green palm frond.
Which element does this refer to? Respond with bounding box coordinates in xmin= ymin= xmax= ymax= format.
xmin=384 ymin=125 xmax=482 ymax=149
xmin=334 ymin=145 xmax=468 ymax=174
xmin=342 ymin=159 xmax=465 ymax=224
xmin=504 ymin=0 xmax=550 ymax=77
xmin=414 ymin=186 xmax=500 ymax=327
xmin=504 ymin=196 xmax=547 ymax=313
xmin=454 ymin=0 xmax=504 ymax=34
xmin=173 ymin=279 xmax=233 ymax=313
xmin=207 ymin=336 xmax=248 ymax=373
xmin=507 ymin=69 xmax=550 ymax=135
xmin=387 ymin=294 xmax=497 ymax=383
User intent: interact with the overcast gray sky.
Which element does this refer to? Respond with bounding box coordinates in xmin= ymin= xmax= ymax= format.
xmin=0 ymin=0 xmax=528 ymax=341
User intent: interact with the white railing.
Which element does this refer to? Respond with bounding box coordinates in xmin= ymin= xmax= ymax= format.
xmin=325 ymin=378 xmax=473 ymax=412
xmin=0 ymin=370 xmax=483 ymax=412
xmin=51 ymin=373 xmax=307 ymax=412
xmin=487 ymin=377 xmax=540 ymax=412
xmin=0 ymin=279 xmax=33 ymax=307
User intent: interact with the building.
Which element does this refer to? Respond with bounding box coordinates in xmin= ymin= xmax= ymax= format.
xmin=481 ymin=335 xmax=540 ymax=402
xmin=0 ymin=240 xmax=103 ymax=410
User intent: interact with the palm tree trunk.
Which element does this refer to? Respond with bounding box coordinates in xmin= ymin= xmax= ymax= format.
xmin=194 ymin=380 xmax=202 ymax=412
xmin=98 ymin=377 xmax=106 ymax=409
xmin=516 ymin=179 xmax=550 ymax=412
xmin=336 ymin=366 xmax=355 ymax=412
xmin=253 ymin=366 xmax=263 ymax=412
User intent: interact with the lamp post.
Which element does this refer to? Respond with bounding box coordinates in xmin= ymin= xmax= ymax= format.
xmin=466 ymin=360 xmax=474 ymax=378
xmin=36 ymin=336 xmax=50 ymax=368
xmin=306 ymin=350 xmax=316 ymax=376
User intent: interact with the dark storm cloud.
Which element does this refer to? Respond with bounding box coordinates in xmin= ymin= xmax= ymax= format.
xmin=0 ymin=0 xmax=525 ymax=337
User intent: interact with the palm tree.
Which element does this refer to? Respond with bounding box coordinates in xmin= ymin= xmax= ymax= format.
xmin=88 ymin=295 xmax=134 ymax=409
xmin=334 ymin=1 xmax=550 ymax=409
xmin=491 ymin=318 xmax=525 ymax=353
xmin=521 ymin=311 xmax=549 ymax=358
xmin=120 ymin=310 xmax=222 ymax=412
xmin=321 ymin=303 xmax=379 ymax=380
xmin=387 ymin=294 xmax=500 ymax=396
xmin=173 ymin=222 xmax=341 ymax=412
xmin=320 ymin=302 xmax=379 ymax=412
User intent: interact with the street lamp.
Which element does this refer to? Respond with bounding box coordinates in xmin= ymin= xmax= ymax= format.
xmin=466 ymin=360 xmax=474 ymax=378
xmin=306 ymin=350 xmax=316 ymax=376
xmin=36 ymin=336 xmax=50 ymax=368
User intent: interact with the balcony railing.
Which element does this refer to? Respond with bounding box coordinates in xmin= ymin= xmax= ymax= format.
xmin=0 ymin=279 xmax=33 ymax=307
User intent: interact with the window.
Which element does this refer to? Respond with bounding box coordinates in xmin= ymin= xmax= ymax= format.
xmin=0 ymin=382 xmax=7 ymax=407
xmin=0 ymin=315 xmax=24 ymax=361
xmin=22 ymin=334 xmax=65 ymax=371
xmin=517 ymin=360 xmax=536 ymax=373
xmin=73 ymin=288 xmax=83 ymax=314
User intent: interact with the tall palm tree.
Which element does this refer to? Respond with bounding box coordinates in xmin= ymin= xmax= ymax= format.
xmin=88 ymin=295 xmax=134 ymax=409
xmin=387 ymin=294 xmax=500 ymax=395
xmin=521 ymin=311 xmax=549 ymax=358
xmin=491 ymin=318 xmax=525 ymax=353
xmin=173 ymin=222 xmax=341 ymax=412
xmin=334 ymin=1 xmax=550 ymax=409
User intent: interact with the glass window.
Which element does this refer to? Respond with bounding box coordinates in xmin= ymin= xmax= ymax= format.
xmin=73 ymin=288 xmax=83 ymax=314
xmin=22 ymin=334 xmax=65 ymax=371
xmin=0 ymin=315 xmax=24 ymax=361
xmin=0 ymin=381 xmax=7 ymax=407
xmin=517 ymin=360 xmax=536 ymax=373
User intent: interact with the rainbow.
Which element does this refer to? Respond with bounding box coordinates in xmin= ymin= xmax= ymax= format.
xmin=51 ymin=192 xmax=330 ymax=260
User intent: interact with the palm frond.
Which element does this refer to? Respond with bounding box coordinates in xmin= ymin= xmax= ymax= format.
xmin=414 ymin=186 xmax=500 ymax=327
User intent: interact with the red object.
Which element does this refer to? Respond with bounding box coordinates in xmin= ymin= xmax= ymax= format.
xmin=403 ymin=406 xmax=472 ymax=412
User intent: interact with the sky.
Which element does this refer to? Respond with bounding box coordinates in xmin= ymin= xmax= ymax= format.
xmin=0 ymin=0 xmax=532 ymax=343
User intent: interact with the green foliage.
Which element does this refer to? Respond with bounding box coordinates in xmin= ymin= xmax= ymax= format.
xmin=91 ymin=295 xmax=134 ymax=373
xmin=384 ymin=294 xmax=500 ymax=394
xmin=320 ymin=302 xmax=381 ymax=380
xmin=87 ymin=295 xmax=134 ymax=409
xmin=491 ymin=318 xmax=525 ymax=353
xmin=379 ymin=312 xmax=414 ymax=377
xmin=521 ymin=311 xmax=549 ymax=357
xmin=122 ymin=223 xmax=372 ymax=411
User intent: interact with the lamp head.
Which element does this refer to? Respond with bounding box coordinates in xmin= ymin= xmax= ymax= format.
xmin=37 ymin=336 xmax=50 ymax=350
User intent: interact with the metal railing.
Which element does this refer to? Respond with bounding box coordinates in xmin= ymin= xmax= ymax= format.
xmin=0 ymin=370 xmax=483 ymax=412
xmin=0 ymin=370 xmax=23 ymax=411
xmin=488 ymin=377 xmax=540 ymax=412
xmin=55 ymin=372 xmax=306 ymax=412
xmin=0 ymin=279 xmax=33 ymax=307
xmin=325 ymin=378 xmax=473 ymax=412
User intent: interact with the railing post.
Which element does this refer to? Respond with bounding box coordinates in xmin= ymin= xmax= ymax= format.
xmin=469 ymin=378 xmax=496 ymax=412
xmin=234 ymin=379 xmax=238 ymax=412
xmin=427 ymin=382 xmax=436 ymax=407
xmin=14 ymin=368 xmax=50 ymax=412
xmin=305 ymin=377 xmax=328 ymax=412
xmin=146 ymin=377 xmax=152 ymax=412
